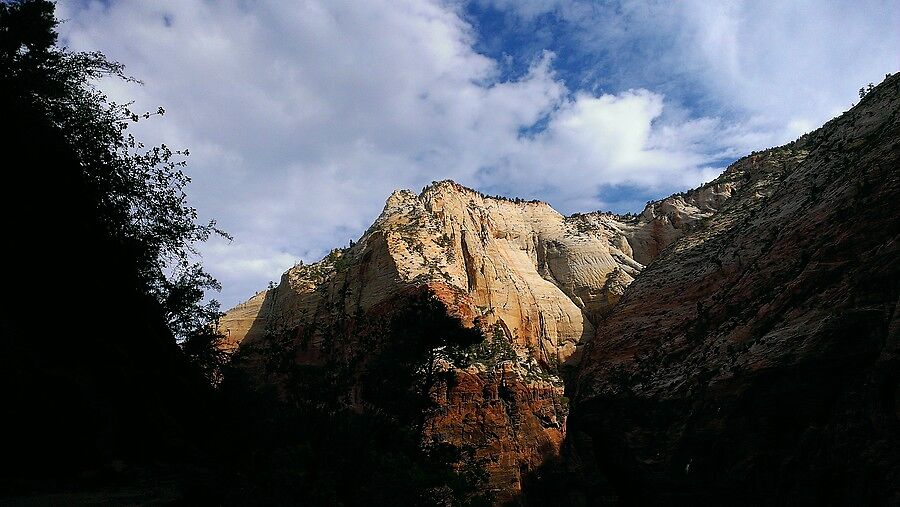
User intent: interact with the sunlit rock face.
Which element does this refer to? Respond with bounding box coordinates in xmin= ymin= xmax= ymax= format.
xmin=219 ymin=150 xmax=767 ymax=502
xmin=221 ymin=174 xmax=743 ymax=363
xmin=219 ymin=167 xmax=749 ymax=501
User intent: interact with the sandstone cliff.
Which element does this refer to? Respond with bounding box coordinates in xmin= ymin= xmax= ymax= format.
xmin=223 ymin=173 xmax=746 ymax=361
xmin=557 ymin=74 xmax=900 ymax=505
xmin=220 ymin=172 xmax=744 ymax=499
xmin=221 ymin=75 xmax=900 ymax=504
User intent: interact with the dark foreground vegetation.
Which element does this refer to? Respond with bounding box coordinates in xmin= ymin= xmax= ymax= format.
xmin=1 ymin=0 xmax=221 ymax=493
xmin=0 ymin=1 xmax=489 ymax=504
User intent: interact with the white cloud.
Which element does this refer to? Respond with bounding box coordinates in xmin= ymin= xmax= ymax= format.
xmin=203 ymin=238 xmax=297 ymax=284
xmin=57 ymin=0 xmax=893 ymax=308
xmin=477 ymin=0 xmax=900 ymax=141
xmin=486 ymin=89 xmax=725 ymax=208
xmin=683 ymin=1 xmax=899 ymax=130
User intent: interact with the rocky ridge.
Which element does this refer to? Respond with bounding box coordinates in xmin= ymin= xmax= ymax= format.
xmin=223 ymin=172 xmax=745 ymax=362
xmin=220 ymin=171 xmax=743 ymax=499
xmin=558 ymin=73 xmax=900 ymax=505
xmin=217 ymin=76 xmax=900 ymax=503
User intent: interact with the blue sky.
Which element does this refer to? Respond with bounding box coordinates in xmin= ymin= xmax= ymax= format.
xmin=57 ymin=0 xmax=899 ymax=308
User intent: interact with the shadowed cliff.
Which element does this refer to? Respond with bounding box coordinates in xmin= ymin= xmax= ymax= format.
xmin=516 ymin=72 xmax=900 ymax=506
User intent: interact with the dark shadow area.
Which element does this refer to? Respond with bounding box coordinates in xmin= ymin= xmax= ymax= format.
xmin=195 ymin=290 xmax=493 ymax=506
xmin=0 ymin=4 xmax=218 ymax=497
xmin=516 ymin=338 xmax=898 ymax=506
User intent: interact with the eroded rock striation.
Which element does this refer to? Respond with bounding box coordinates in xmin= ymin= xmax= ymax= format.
xmin=222 ymin=74 xmax=900 ymax=504
xmin=559 ymin=74 xmax=900 ymax=505
xmin=221 ymin=173 xmax=741 ymax=499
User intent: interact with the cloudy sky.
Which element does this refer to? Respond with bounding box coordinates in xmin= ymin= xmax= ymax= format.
xmin=57 ymin=0 xmax=899 ymax=308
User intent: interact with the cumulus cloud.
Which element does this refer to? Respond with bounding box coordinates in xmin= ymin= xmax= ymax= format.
xmin=476 ymin=89 xmax=726 ymax=210
xmin=475 ymin=0 xmax=900 ymax=138
xmin=56 ymin=0 xmax=896 ymax=307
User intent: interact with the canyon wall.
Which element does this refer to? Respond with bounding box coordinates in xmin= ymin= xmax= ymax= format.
xmin=559 ymin=73 xmax=900 ymax=505
xmin=222 ymin=73 xmax=900 ymax=504
xmin=221 ymin=174 xmax=739 ymax=500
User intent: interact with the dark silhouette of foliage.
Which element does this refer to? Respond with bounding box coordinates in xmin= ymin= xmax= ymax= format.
xmin=859 ymin=82 xmax=875 ymax=99
xmin=0 ymin=0 xmax=223 ymax=494
xmin=360 ymin=293 xmax=484 ymax=430
xmin=213 ymin=292 xmax=491 ymax=505
xmin=1 ymin=0 xmax=228 ymax=342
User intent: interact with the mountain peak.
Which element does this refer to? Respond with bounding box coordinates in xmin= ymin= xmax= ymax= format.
xmin=219 ymin=73 xmax=900 ymax=500
xmin=221 ymin=164 xmax=729 ymax=499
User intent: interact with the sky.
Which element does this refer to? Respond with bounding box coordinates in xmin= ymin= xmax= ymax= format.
xmin=57 ymin=0 xmax=899 ymax=309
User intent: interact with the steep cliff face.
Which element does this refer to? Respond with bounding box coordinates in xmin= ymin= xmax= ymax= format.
xmin=218 ymin=77 xmax=900 ymax=504
xmin=225 ymin=183 xmax=619 ymax=362
xmin=221 ymin=175 xmax=741 ymax=499
xmin=563 ymin=74 xmax=900 ymax=505
xmin=222 ymin=175 xmax=744 ymax=359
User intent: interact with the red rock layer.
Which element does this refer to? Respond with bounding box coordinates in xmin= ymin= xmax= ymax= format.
xmin=427 ymin=366 xmax=565 ymax=504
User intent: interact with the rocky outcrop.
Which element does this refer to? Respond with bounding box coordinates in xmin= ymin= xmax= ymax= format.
xmin=221 ymin=173 xmax=746 ymax=499
xmin=218 ymin=77 xmax=900 ymax=504
xmin=561 ymin=74 xmax=900 ymax=505
xmin=425 ymin=364 xmax=567 ymax=499
xmin=222 ymin=173 xmax=746 ymax=360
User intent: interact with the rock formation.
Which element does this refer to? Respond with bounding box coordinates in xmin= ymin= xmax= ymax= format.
xmin=222 ymin=72 xmax=900 ymax=506
xmin=222 ymin=157 xmax=754 ymax=500
xmin=558 ymin=73 xmax=900 ymax=505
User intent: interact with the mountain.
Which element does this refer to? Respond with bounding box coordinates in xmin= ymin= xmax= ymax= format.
xmin=557 ymin=73 xmax=900 ymax=505
xmin=222 ymin=74 xmax=898 ymax=505
xmin=222 ymin=143 xmax=766 ymax=500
